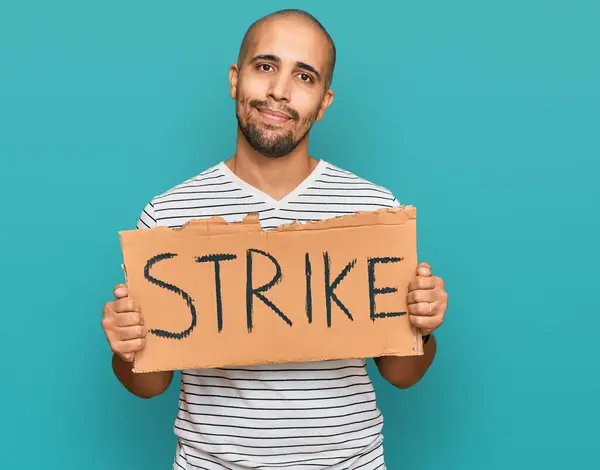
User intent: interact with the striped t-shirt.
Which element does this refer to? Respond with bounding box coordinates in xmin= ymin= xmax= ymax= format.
xmin=136 ymin=159 xmax=401 ymax=470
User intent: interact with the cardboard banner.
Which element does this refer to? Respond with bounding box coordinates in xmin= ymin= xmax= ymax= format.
xmin=119 ymin=206 xmax=423 ymax=373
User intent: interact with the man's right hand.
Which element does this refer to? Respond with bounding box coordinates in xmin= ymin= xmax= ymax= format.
xmin=102 ymin=284 xmax=146 ymax=363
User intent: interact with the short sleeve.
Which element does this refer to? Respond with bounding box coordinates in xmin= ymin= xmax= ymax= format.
xmin=391 ymin=196 xmax=401 ymax=208
xmin=136 ymin=201 xmax=157 ymax=229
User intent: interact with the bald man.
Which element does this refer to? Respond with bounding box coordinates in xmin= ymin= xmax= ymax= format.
xmin=101 ymin=9 xmax=448 ymax=470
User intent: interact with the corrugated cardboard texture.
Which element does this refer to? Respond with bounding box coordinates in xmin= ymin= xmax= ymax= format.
xmin=119 ymin=206 xmax=423 ymax=373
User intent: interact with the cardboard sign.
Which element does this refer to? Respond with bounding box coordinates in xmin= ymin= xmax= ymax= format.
xmin=119 ymin=206 xmax=423 ymax=373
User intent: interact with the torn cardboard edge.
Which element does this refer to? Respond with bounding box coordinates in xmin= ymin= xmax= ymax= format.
xmin=179 ymin=204 xmax=413 ymax=232
xmin=119 ymin=205 xmax=423 ymax=373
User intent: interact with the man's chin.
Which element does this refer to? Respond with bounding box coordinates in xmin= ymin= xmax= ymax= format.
xmin=252 ymin=141 xmax=294 ymax=158
xmin=238 ymin=120 xmax=300 ymax=157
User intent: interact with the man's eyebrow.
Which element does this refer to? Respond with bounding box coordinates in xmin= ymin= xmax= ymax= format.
xmin=297 ymin=61 xmax=321 ymax=79
xmin=251 ymin=54 xmax=279 ymax=63
xmin=250 ymin=54 xmax=322 ymax=80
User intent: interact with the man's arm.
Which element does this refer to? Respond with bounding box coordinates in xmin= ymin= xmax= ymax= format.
xmin=374 ymin=335 xmax=437 ymax=389
xmin=102 ymin=283 xmax=174 ymax=399
xmin=377 ymin=259 xmax=448 ymax=389
xmin=112 ymin=353 xmax=173 ymax=399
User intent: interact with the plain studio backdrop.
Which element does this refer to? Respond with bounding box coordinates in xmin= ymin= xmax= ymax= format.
xmin=1 ymin=1 xmax=598 ymax=469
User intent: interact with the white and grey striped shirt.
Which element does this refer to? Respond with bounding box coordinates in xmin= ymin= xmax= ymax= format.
xmin=136 ymin=159 xmax=400 ymax=470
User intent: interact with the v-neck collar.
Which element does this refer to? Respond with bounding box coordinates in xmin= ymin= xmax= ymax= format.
xmin=217 ymin=159 xmax=328 ymax=209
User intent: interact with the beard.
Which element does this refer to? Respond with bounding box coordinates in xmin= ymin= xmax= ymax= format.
xmin=236 ymin=99 xmax=318 ymax=158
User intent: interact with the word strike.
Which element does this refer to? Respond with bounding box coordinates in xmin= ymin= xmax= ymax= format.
xmin=143 ymin=250 xmax=405 ymax=340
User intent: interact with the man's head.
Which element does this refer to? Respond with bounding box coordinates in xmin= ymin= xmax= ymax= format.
xmin=229 ymin=9 xmax=336 ymax=158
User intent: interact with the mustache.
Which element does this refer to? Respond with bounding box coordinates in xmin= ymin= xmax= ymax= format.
xmin=249 ymin=99 xmax=299 ymax=121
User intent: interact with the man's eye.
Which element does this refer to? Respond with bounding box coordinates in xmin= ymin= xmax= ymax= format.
xmin=259 ymin=64 xmax=273 ymax=72
xmin=298 ymin=73 xmax=312 ymax=82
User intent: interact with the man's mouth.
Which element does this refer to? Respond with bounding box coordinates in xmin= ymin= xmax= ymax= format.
xmin=256 ymin=107 xmax=292 ymax=122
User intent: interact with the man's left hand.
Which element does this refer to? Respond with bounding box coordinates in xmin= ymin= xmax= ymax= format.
xmin=406 ymin=262 xmax=448 ymax=335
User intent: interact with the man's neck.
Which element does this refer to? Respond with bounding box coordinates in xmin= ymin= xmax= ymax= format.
xmin=225 ymin=131 xmax=319 ymax=201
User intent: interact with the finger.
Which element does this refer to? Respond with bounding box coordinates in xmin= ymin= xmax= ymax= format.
xmin=115 ymin=338 xmax=145 ymax=354
xmin=408 ymin=302 xmax=435 ymax=316
xmin=112 ymin=297 xmax=141 ymax=314
xmin=408 ymin=276 xmax=437 ymax=292
xmin=115 ymin=311 xmax=144 ymax=327
xmin=407 ymin=289 xmax=435 ymax=305
xmin=120 ymin=352 xmax=135 ymax=363
xmin=117 ymin=325 xmax=147 ymax=341
xmin=114 ymin=284 xmax=128 ymax=299
xmin=409 ymin=314 xmax=439 ymax=330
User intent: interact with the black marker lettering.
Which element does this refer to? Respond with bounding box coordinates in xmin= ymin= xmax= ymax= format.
xmin=144 ymin=253 xmax=197 ymax=340
xmin=305 ymin=253 xmax=313 ymax=323
xmin=368 ymin=257 xmax=405 ymax=320
xmin=196 ymin=253 xmax=237 ymax=332
xmin=246 ymin=248 xmax=292 ymax=332
xmin=324 ymin=252 xmax=356 ymax=327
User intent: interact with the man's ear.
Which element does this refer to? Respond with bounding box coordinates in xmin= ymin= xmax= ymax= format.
xmin=316 ymin=88 xmax=335 ymax=122
xmin=229 ymin=64 xmax=239 ymax=100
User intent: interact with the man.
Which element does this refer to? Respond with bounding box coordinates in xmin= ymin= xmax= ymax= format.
xmin=102 ymin=9 xmax=448 ymax=470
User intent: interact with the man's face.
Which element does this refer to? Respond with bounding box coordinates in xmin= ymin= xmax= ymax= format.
xmin=230 ymin=17 xmax=334 ymax=158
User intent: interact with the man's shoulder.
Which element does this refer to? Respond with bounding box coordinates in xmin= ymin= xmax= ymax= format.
xmin=151 ymin=162 xmax=224 ymax=202
xmin=321 ymin=160 xmax=400 ymax=203
xmin=135 ymin=162 xmax=224 ymax=229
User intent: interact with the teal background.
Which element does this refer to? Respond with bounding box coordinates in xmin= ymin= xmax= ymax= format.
xmin=1 ymin=0 xmax=598 ymax=468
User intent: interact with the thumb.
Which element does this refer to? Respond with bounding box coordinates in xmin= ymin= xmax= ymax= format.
xmin=113 ymin=283 xmax=128 ymax=299
xmin=417 ymin=262 xmax=431 ymax=277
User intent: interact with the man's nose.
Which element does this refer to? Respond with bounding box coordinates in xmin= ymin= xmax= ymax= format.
xmin=267 ymin=73 xmax=292 ymax=103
